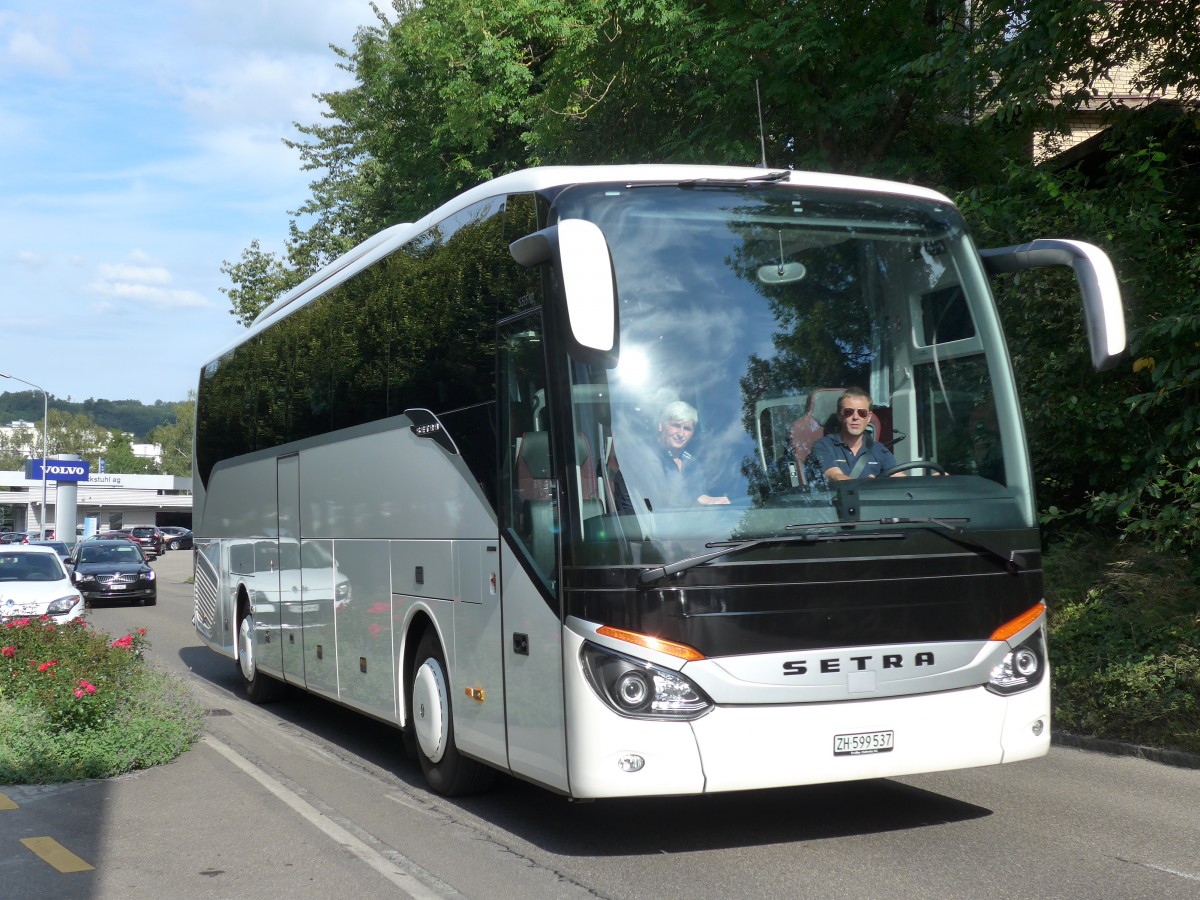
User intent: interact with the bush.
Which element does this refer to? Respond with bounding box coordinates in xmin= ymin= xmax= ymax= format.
xmin=1045 ymin=532 xmax=1200 ymax=753
xmin=0 ymin=617 xmax=204 ymax=784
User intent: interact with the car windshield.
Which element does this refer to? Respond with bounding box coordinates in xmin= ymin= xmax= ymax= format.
xmin=80 ymin=545 xmax=143 ymax=564
xmin=0 ymin=553 xmax=65 ymax=582
xmin=550 ymin=182 xmax=1032 ymax=567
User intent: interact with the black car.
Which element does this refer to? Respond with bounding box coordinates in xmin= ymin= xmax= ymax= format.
xmin=128 ymin=526 xmax=164 ymax=559
xmin=159 ymin=527 xmax=193 ymax=551
xmin=68 ymin=540 xmax=157 ymax=606
xmin=29 ymin=540 xmax=71 ymax=562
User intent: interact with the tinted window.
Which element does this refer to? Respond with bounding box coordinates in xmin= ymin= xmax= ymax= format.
xmin=196 ymin=193 xmax=541 ymax=493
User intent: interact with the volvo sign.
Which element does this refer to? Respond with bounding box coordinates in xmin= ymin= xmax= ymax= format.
xmin=24 ymin=459 xmax=91 ymax=482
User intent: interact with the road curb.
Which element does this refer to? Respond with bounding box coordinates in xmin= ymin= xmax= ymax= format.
xmin=1053 ymin=731 xmax=1200 ymax=770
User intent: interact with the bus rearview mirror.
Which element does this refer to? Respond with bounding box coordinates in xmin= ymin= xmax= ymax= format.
xmin=510 ymin=219 xmax=620 ymax=367
xmin=980 ymin=239 xmax=1126 ymax=372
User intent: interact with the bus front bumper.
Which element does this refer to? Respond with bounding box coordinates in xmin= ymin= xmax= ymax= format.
xmin=564 ymin=633 xmax=1049 ymax=799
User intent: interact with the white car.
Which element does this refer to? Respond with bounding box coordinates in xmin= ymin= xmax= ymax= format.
xmin=0 ymin=545 xmax=86 ymax=624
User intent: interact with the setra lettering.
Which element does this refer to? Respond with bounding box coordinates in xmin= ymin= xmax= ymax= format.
xmin=782 ymin=651 xmax=936 ymax=677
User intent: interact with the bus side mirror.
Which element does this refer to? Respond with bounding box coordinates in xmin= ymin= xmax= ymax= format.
xmin=510 ymin=219 xmax=619 ymax=367
xmin=980 ymin=239 xmax=1126 ymax=372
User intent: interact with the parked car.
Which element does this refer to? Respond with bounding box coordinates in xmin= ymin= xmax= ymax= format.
xmin=29 ymin=540 xmax=71 ymax=562
xmin=128 ymin=526 xmax=164 ymax=559
xmin=159 ymin=528 xmax=193 ymax=551
xmin=0 ymin=545 xmax=85 ymax=623
xmin=89 ymin=530 xmax=139 ymax=546
xmin=0 ymin=531 xmax=31 ymax=544
xmin=67 ymin=541 xmax=157 ymax=606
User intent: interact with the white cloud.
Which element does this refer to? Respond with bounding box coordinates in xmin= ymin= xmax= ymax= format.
xmin=0 ymin=14 xmax=73 ymax=77
xmin=0 ymin=0 xmax=380 ymax=403
xmin=88 ymin=258 xmax=214 ymax=310
xmin=13 ymin=249 xmax=47 ymax=267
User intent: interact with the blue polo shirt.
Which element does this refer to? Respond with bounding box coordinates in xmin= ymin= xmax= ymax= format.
xmin=808 ymin=433 xmax=897 ymax=481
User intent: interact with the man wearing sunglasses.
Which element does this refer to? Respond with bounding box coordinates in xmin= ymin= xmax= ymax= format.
xmin=807 ymin=387 xmax=901 ymax=482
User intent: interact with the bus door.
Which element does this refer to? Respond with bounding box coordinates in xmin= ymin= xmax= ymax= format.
xmin=276 ymin=454 xmax=307 ymax=688
xmin=496 ymin=312 xmax=569 ymax=791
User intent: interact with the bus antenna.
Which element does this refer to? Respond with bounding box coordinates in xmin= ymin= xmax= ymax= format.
xmin=756 ymin=80 xmax=768 ymax=168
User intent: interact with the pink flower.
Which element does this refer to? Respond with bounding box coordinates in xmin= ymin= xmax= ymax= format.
xmin=1 ymin=646 xmax=14 ymax=658
xmin=74 ymin=679 xmax=97 ymax=699
xmin=111 ymin=634 xmax=134 ymax=651
xmin=38 ymin=660 xmax=58 ymax=673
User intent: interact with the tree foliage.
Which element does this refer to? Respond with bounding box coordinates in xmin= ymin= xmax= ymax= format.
xmin=146 ymin=396 xmax=195 ymax=478
xmin=0 ymin=392 xmax=190 ymax=476
xmin=221 ymin=0 xmax=1200 ymax=553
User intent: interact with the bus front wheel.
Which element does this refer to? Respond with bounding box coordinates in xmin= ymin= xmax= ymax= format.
xmin=237 ymin=607 xmax=284 ymax=703
xmin=409 ymin=630 xmax=494 ymax=796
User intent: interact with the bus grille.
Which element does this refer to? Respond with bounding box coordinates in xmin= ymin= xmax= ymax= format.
xmin=194 ymin=554 xmax=218 ymax=635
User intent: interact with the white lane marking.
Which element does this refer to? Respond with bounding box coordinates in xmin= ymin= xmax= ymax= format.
xmin=203 ymin=733 xmax=446 ymax=900
xmin=1142 ymin=862 xmax=1200 ymax=883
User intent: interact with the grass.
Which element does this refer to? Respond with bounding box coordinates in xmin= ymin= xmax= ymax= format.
xmin=0 ymin=616 xmax=204 ymax=784
xmin=1044 ymin=531 xmax=1200 ymax=753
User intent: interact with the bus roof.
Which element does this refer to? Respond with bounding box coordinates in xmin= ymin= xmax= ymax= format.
xmin=208 ymin=164 xmax=954 ymax=364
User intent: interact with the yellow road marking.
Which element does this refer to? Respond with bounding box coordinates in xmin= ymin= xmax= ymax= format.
xmin=20 ymin=837 xmax=95 ymax=872
xmin=0 ymin=791 xmax=17 ymax=810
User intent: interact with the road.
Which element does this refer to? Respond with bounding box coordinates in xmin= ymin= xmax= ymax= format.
xmin=9 ymin=548 xmax=1200 ymax=899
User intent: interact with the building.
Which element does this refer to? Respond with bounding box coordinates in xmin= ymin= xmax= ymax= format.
xmin=0 ymin=469 xmax=192 ymax=537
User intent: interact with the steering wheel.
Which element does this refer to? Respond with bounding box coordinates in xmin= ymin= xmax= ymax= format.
xmin=880 ymin=460 xmax=948 ymax=477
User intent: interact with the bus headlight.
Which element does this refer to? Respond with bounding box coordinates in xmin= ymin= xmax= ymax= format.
xmin=986 ymin=631 xmax=1046 ymax=695
xmin=581 ymin=642 xmax=713 ymax=720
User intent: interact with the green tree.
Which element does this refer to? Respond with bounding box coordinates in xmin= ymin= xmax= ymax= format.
xmin=101 ymin=434 xmax=155 ymax=475
xmin=218 ymin=0 xmax=1200 ymax=545
xmin=219 ymin=240 xmax=306 ymax=328
xmin=0 ymin=422 xmax=37 ymax=471
xmin=146 ymin=396 xmax=195 ymax=478
xmin=225 ymin=0 xmax=1200 ymax=323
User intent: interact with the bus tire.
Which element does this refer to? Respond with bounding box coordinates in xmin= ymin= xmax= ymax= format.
xmin=409 ymin=630 xmax=494 ymax=796
xmin=237 ymin=606 xmax=284 ymax=703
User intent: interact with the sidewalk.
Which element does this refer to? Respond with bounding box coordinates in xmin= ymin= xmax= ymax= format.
xmin=0 ymin=548 xmax=430 ymax=900
xmin=0 ymin=734 xmax=429 ymax=899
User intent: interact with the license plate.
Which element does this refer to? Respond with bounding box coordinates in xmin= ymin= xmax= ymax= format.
xmin=834 ymin=730 xmax=894 ymax=756
xmin=108 ymin=583 xmax=127 ymax=590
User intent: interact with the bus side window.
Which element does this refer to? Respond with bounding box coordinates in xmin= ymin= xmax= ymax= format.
xmin=499 ymin=313 xmax=558 ymax=589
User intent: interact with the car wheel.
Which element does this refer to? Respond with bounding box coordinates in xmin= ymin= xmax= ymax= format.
xmin=408 ymin=630 xmax=494 ymax=796
xmin=237 ymin=606 xmax=284 ymax=703
xmin=169 ymin=540 xmax=179 ymax=550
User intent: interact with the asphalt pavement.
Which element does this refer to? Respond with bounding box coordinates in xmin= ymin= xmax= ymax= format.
xmin=3 ymin=549 xmax=1196 ymax=900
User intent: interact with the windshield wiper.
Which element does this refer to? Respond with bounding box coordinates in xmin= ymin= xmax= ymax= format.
xmin=627 ymin=170 xmax=792 ymax=190
xmin=637 ymin=530 xmax=904 ymax=587
xmin=787 ymin=516 xmax=1029 ymax=573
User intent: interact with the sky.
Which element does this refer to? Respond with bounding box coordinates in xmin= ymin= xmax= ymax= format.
xmin=1 ymin=1 xmax=384 ymax=405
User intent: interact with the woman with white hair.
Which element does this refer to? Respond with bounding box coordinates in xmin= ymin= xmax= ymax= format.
xmin=656 ymin=401 xmax=729 ymax=506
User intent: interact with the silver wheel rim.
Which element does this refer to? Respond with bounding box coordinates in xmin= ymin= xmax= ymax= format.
xmin=238 ymin=614 xmax=255 ymax=681
xmin=412 ymin=657 xmax=449 ymax=763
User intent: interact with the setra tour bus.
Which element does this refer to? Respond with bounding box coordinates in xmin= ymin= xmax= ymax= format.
xmin=193 ymin=165 xmax=1125 ymax=798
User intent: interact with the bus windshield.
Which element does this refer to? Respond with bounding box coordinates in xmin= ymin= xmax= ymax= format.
xmin=554 ymin=182 xmax=1033 ymax=565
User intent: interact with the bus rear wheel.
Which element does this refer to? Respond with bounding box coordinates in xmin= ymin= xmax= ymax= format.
xmin=237 ymin=606 xmax=284 ymax=703
xmin=409 ymin=630 xmax=494 ymax=796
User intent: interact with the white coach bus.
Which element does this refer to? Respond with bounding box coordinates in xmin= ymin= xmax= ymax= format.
xmin=193 ymin=165 xmax=1124 ymax=798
